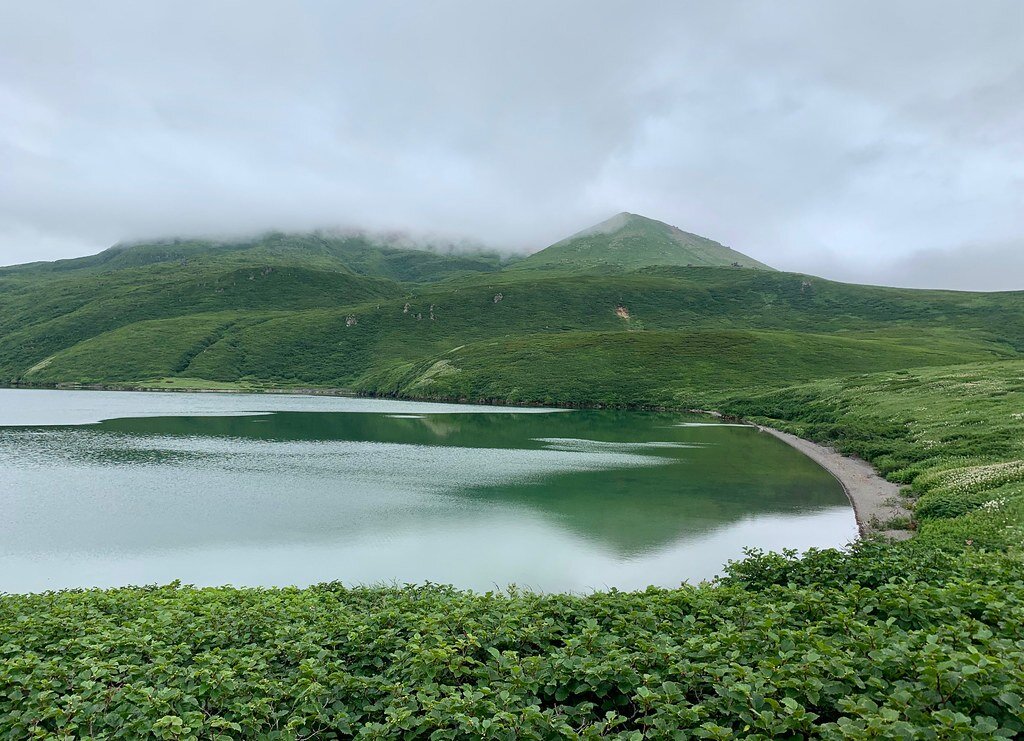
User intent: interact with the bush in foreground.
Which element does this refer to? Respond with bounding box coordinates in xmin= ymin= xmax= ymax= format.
xmin=3 ymin=547 xmax=1024 ymax=739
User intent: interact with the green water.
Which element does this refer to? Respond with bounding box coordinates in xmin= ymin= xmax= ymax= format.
xmin=0 ymin=389 xmax=855 ymax=592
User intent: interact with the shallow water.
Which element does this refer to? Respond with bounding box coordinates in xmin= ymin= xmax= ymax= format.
xmin=0 ymin=388 xmax=856 ymax=592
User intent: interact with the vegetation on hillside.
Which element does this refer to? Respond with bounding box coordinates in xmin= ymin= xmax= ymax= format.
xmin=5 ymin=263 xmax=1023 ymax=391
xmin=357 ymin=329 xmax=1012 ymax=406
xmin=7 ymin=215 xmax=1022 ymax=392
xmin=0 ymin=231 xmax=512 ymax=283
xmin=511 ymin=212 xmax=774 ymax=272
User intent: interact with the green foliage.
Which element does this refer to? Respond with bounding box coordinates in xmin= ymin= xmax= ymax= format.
xmin=356 ymin=329 xmax=1004 ymax=407
xmin=0 ymin=261 xmax=402 ymax=381
xmin=4 ymin=566 xmax=1024 ymax=739
xmin=4 ymin=260 xmax=1021 ymax=392
xmin=0 ymin=231 xmax=512 ymax=283
xmin=511 ymin=212 xmax=774 ymax=272
xmin=21 ymin=313 xmax=250 ymax=384
xmin=710 ymin=357 xmax=1024 ymax=624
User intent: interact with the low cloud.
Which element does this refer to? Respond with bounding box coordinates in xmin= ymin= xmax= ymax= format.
xmin=1 ymin=1 xmax=1022 ymax=289
xmin=801 ymin=242 xmax=1024 ymax=292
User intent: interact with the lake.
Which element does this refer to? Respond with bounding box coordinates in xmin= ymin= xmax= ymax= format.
xmin=0 ymin=388 xmax=856 ymax=592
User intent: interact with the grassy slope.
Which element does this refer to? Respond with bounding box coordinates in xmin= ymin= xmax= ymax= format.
xmin=0 ymin=231 xmax=512 ymax=283
xmin=717 ymin=361 xmax=1024 ymax=534
xmin=357 ymin=329 xmax=1013 ymax=406
xmin=0 ymin=232 xmax=512 ymax=378
xmin=0 ymin=259 xmax=403 ymax=379
xmin=9 ymin=267 xmax=1024 ymax=389
xmin=511 ymin=213 xmax=773 ymax=271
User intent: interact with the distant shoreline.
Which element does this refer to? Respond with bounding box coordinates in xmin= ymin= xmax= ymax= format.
xmin=0 ymin=381 xmax=360 ymax=398
xmin=2 ymin=382 xmax=912 ymax=539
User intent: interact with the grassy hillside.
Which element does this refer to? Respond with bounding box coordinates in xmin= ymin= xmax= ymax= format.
xmin=3 ymin=217 xmax=1023 ymax=392
xmin=0 ymin=263 xmax=402 ymax=380
xmin=357 ymin=328 xmax=1013 ymax=406
xmin=5 ymin=359 xmax=1024 ymax=738
xmin=719 ymin=360 xmax=1024 ymax=496
xmin=6 ymin=265 xmax=1024 ymax=390
xmin=512 ymin=213 xmax=774 ymax=272
xmin=0 ymin=231 xmax=516 ymax=378
xmin=0 ymin=231 xmax=512 ymax=283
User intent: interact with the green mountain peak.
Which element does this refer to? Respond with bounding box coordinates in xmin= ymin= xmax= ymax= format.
xmin=515 ymin=212 xmax=774 ymax=272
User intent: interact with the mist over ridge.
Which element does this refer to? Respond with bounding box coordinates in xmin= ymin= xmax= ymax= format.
xmin=2 ymin=2 xmax=1023 ymax=289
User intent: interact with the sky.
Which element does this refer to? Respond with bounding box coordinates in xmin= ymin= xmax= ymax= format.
xmin=2 ymin=2 xmax=1023 ymax=290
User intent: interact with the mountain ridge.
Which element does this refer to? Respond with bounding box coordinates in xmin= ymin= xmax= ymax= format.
xmin=0 ymin=230 xmax=515 ymax=283
xmin=514 ymin=212 xmax=773 ymax=272
xmin=1 ymin=212 xmax=771 ymax=278
xmin=2 ymin=212 xmax=1022 ymax=401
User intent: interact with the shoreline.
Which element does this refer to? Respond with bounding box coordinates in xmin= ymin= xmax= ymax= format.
xmin=1 ymin=381 xmax=360 ymax=397
xmin=755 ymin=425 xmax=913 ymax=540
xmin=2 ymin=383 xmax=913 ymax=539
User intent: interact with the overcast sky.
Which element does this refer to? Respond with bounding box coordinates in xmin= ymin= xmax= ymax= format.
xmin=2 ymin=2 xmax=1023 ymax=289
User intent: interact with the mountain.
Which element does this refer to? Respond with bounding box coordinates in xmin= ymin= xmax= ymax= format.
xmin=513 ymin=213 xmax=773 ymax=272
xmin=1 ymin=213 xmax=1023 ymax=404
xmin=0 ymin=231 xmax=514 ymax=284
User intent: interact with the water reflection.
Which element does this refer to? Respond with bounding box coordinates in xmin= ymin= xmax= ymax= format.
xmin=0 ymin=392 xmax=856 ymax=592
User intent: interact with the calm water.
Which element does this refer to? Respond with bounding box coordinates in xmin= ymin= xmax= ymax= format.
xmin=0 ymin=388 xmax=856 ymax=593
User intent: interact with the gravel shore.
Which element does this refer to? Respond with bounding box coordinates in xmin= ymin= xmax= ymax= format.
xmin=757 ymin=425 xmax=913 ymax=540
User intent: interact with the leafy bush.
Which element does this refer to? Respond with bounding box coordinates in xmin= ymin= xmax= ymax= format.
xmin=4 ymin=572 xmax=1024 ymax=739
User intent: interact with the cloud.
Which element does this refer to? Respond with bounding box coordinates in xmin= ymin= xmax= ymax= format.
xmin=804 ymin=241 xmax=1024 ymax=292
xmin=1 ymin=1 xmax=1022 ymax=289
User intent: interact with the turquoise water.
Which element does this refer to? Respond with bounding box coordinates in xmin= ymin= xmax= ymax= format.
xmin=0 ymin=389 xmax=855 ymax=592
